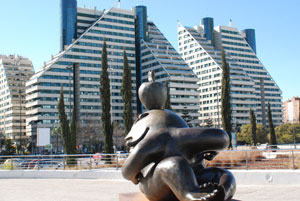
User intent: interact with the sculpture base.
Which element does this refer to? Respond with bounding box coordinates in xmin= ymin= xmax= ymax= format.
xmin=119 ymin=192 xmax=149 ymax=201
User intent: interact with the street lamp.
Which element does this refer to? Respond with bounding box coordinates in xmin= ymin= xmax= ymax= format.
xmin=109 ymin=59 xmax=114 ymax=123
xmin=16 ymin=58 xmax=23 ymax=154
xmin=66 ymin=66 xmax=73 ymax=119
xmin=19 ymin=89 xmax=22 ymax=154
xmin=214 ymin=80 xmax=220 ymax=128
xmin=293 ymin=118 xmax=298 ymax=149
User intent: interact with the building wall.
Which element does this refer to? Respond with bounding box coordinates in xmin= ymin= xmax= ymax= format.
xmin=134 ymin=5 xmax=148 ymax=114
xmin=178 ymin=25 xmax=256 ymax=128
xmin=26 ymin=4 xmax=202 ymax=144
xmin=141 ymin=21 xmax=200 ymax=126
xmin=283 ymin=97 xmax=300 ymax=123
xmin=215 ymin=25 xmax=282 ymax=126
xmin=61 ymin=0 xmax=77 ymax=51
xmin=241 ymin=29 xmax=256 ymax=54
xmin=0 ymin=55 xmax=34 ymax=142
xmin=178 ymin=19 xmax=282 ymax=128
xmin=26 ymin=7 xmax=137 ymax=137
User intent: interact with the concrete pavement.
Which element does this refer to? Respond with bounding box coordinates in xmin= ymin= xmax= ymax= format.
xmin=0 ymin=179 xmax=299 ymax=201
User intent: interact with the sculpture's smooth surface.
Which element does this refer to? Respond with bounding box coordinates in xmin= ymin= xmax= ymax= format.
xmin=122 ymin=72 xmax=236 ymax=201
xmin=138 ymin=72 xmax=167 ymax=110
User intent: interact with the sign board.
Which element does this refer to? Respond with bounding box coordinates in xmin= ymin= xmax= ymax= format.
xmin=37 ymin=128 xmax=50 ymax=146
xmin=44 ymin=144 xmax=52 ymax=150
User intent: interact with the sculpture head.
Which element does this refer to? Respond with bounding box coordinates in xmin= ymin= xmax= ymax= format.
xmin=138 ymin=71 xmax=167 ymax=110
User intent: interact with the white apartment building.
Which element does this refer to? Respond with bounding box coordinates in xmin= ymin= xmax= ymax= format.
xmin=0 ymin=55 xmax=34 ymax=144
xmin=283 ymin=97 xmax=300 ymax=123
xmin=26 ymin=2 xmax=202 ymax=145
xmin=178 ymin=18 xmax=282 ymax=128
xmin=141 ymin=20 xmax=200 ymax=126
xmin=26 ymin=6 xmax=137 ymax=137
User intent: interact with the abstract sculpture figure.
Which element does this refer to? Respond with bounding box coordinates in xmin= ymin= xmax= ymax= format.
xmin=122 ymin=72 xmax=236 ymax=201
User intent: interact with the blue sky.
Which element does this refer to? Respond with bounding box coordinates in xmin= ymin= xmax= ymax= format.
xmin=0 ymin=0 xmax=299 ymax=101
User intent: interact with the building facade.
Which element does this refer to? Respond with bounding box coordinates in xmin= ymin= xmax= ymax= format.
xmin=61 ymin=0 xmax=77 ymax=51
xmin=178 ymin=18 xmax=282 ymax=128
xmin=283 ymin=97 xmax=300 ymax=123
xmin=136 ymin=6 xmax=200 ymax=126
xmin=26 ymin=1 xmax=200 ymax=144
xmin=0 ymin=55 xmax=34 ymax=145
xmin=26 ymin=3 xmax=137 ymax=138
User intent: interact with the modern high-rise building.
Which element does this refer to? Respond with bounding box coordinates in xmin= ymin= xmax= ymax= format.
xmin=178 ymin=18 xmax=282 ymax=128
xmin=26 ymin=1 xmax=200 ymax=142
xmin=61 ymin=0 xmax=77 ymax=51
xmin=26 ymin=2 xmax=137 ymax=138
xmin=0 ymin=55 xmax=34 ymax=145
xmin=283 ymin=97 xmax=300 ymax=123
xmin=136 ymin=6 xmax=200 ymax=126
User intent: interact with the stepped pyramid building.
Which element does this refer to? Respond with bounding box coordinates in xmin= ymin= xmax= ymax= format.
xmin=136 ymin=6 xmax=199 ymax=126
xmin=0 ymin=55 xmax=34 ymax=145
xmin=26 ymin=3 xmax=137 ymax=138
xmin=178 ymin=18 xmax=282 ymax=128
xmin=25 ymin=1 xmax=200 ymax=141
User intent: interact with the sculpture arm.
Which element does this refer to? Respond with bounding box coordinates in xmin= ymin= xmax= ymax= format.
xmin=174 ymin=128 xmax=229 ymax=158
xmin=122 ymin=130 xmax=168 ymax=183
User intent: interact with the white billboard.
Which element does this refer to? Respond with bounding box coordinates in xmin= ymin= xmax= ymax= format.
xmin=37 ymin=128 xmax=50 ymax=146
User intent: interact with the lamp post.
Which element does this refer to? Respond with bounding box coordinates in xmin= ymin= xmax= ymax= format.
xmin=19 ymin=89 xmax=22 ymax=154
xmin=109 ymin=59 xmax=114 ymax=123
xmin=293 ymin=118 xmax=298 ymax=149
xmin=293 ymin=125 xmax=296 ymax=149
xmin=109 ymin=59 xmax=116 ymax=152
xmin=66 ymin=66 xmax=73 ymax=119
xmin=16 ymin=59 xmax=23 ymax=154
xmin=215 ymin=80 xmax=220 ymax=128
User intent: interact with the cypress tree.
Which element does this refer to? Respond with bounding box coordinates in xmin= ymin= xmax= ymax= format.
xmin=267 ymin=102 xmax=277 ymax=146
xmin=164 ymin=80 xmax=172 ymax=110
xmin=221 ymin=49 xmax=232 ymax=148
xmin=100 ymin=39 xmax=113 ymax=154
xmin=250 ymin=108 xmax=257 ymax=146
xmin=58 ymin=86 xmax=71 ymax=154
xmin=58 ymin=86 xmax=77 ymax=167
xmin=121 ymin=50 xmax=133 ymax=136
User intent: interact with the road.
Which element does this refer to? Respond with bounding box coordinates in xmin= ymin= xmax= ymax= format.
xmin=0 ymin=179 xmax=299 ymax=201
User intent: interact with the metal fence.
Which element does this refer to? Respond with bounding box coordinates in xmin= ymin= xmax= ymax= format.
xmin=1 ymin=148 xmax=300 ymax=170
xmin=204 ymin=148 xmax=300 ymax=170
xmin=0 ymin=153 xmax=128 ymax=170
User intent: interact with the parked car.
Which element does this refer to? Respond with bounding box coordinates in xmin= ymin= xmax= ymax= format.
xmin=93 ymin=153 xmax=103 ymax=161
xmin=27 ymin=159 xmax=64 ymax=170
xmin=20 ymin=159 xmax=35 ymax=169
xmin=34 ymin=160 xmax=64 ymax=170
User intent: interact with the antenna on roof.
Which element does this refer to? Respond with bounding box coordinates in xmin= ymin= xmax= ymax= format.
xmin=229 ymin=19 xmax=233 ymax=27
xmin=117 ymin=0 xmax=120 ymax=8
xmin=177 ymin=20 xmax=183 ymax=27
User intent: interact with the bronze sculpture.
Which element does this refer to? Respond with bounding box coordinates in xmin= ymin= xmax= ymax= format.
xmin=122 ymin=72 xmax=236 ymax=201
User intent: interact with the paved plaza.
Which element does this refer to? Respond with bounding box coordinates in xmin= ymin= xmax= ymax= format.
xmin=0 ymin=179 xmax=299 ymax=201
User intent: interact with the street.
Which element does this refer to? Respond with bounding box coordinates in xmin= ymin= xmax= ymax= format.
xmin=0 ymin=179 xmax=299 ymax=201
